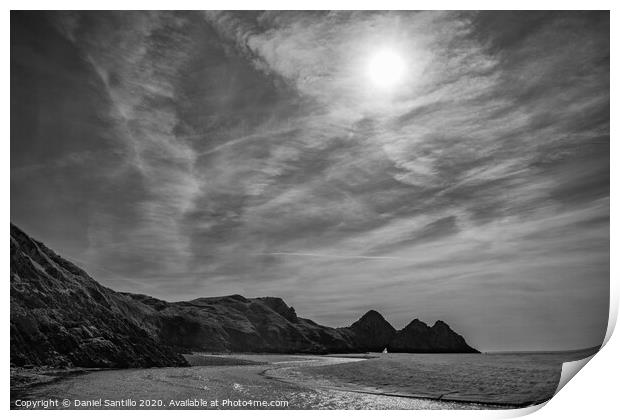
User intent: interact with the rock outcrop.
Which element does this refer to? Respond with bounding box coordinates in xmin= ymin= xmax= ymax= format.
xmin=347 ymin=310 xmax=397 ymax=352
xmin=388 ymin=319 xmax=479 ymax=353
xmin=10 ymin=224 xmax=478 ymax=369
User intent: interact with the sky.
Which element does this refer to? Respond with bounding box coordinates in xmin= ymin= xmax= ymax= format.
xmin=11 ymin=11 xmax=609 ymax=351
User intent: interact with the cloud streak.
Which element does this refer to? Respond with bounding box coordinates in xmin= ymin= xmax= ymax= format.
xmin=257 ymin=252 xmax=411 ymax=261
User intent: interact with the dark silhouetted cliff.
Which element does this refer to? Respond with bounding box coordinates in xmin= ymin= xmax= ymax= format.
xmin=11 ymin=224 xmax=478 ymax=369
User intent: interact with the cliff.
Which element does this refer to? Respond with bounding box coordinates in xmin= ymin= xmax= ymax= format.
xmin=10 ymin=224 xmax=478 ymax=369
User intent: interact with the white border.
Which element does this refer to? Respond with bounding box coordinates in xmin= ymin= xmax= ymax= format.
xmin=4 ymin=2 xmax=617 ymax=419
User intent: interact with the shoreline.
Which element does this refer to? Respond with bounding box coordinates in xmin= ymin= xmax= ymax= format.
xmin=11 ymin=363 xmax=539 ymax=410
xmin=10 ymin=355 xmax=480 ymax=409
xmin=259 ymin=356 xmax=520 ymax=409
xmin=12 ymin=350 xmax=584 ymax=409
xmin=11 ymin=367 xmax=103 ymax=402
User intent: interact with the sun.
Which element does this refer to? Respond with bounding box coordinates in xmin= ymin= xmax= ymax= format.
xmin=366 ymin=49 xmax=406 ymax=90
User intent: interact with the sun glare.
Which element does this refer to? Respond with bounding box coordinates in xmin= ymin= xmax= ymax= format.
xmin=366 ymin=49 xmax=406 ymax=90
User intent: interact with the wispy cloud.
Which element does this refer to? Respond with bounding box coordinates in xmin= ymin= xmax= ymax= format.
xmin=256 ymin=252 xmax=410 ymax=261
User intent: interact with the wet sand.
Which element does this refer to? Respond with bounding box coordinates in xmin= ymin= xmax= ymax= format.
xmin=12 ymin=354 xmax=486 ymax=410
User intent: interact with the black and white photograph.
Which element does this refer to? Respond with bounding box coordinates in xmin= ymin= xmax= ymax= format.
xmin=9 ymin=6 xmax=611 ymax=412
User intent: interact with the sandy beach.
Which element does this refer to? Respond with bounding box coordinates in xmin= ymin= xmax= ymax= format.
xmin=12 ymin=354 xmax=488 ymax=410
xmin=14 ymin=349 xmax=598 ymax=410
